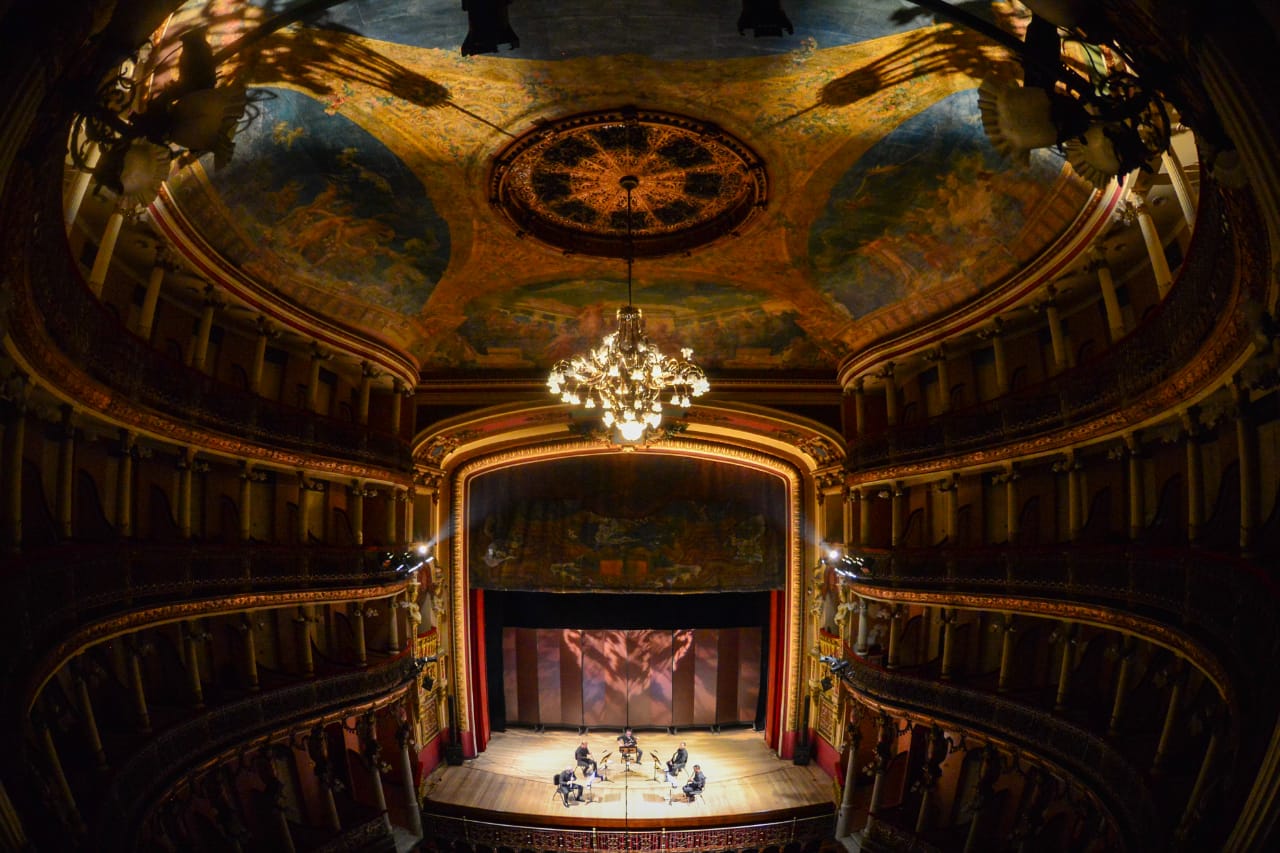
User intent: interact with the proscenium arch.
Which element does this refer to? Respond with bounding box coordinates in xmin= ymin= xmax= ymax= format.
xmin=445 ymin=437 xmax=808 ymax=758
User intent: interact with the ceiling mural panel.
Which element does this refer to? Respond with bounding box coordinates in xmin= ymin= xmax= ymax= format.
xmin=154 ymin=0 xmax=1097 ymax=376
xmin=809 ymin=88 xmax=1082 ymax=322
xmin=452 ymin=277 xmax=830 ymax=370
xmin=168 ymin=86 xmax=450 ymax=318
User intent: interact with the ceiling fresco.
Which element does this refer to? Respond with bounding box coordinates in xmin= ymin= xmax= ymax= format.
xmin=157 ymin=0 xmax=1093 ymax=375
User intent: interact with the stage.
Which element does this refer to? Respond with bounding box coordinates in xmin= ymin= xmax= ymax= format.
xmin=421 ymin=729 xmax=835 ymax=829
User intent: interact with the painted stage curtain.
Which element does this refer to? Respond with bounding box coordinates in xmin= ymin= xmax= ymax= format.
xmin=502 ymin=627 xmax=761 ymax=729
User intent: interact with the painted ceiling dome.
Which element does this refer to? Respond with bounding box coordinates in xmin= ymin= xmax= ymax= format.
xmin=150 ymin=0 xmax=1098 ymax=377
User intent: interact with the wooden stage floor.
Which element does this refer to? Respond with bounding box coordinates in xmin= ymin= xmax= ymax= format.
xmin=422 ymin=729 xmax=835 ymax=828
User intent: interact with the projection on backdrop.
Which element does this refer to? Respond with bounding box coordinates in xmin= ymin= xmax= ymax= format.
xmin=503 ymin=627 xmax=762 ymax=729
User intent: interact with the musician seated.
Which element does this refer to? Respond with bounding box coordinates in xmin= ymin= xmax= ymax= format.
xmin=575 ymin=740 xmax=597 ymax=775
xmin=555 ymin=767 xmax=583 ymax=807
xmin=682 ymin=764 xmax=706 ymax=802
xmin=616 ymin=728 xmax=639 ymax=764
xmin=667 ymin=741 xmax=688 ymax=776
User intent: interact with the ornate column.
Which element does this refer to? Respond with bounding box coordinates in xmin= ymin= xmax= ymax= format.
xmin=996 ymin=614 xmax=1017 ymax=693
xmin=72 ymin=660 xmax=108 ymax=768
xmin=1177 ymin=714 xmax=1224 ymax=842
xmin=979 ymin=320 xmax=1009 ymax=396
xmin=350 ymin=481 xmax=373 ymax=546
xmin=86 ymin=199 xmax=131 ymax=297
xmin=126 ymin=637 xmax=152 ymax=733
xmin=176 ymin=449 xmax=194 ymax=540
xmin=1053 ymin=622 xmax=1077 ymax=711
xmin=304 ymin=726 xmax=342 ymax=833
xmin=356 ymin=711 xmax=391 ymax=833
xmin=402 ymin=487 xmax=416 ymax=547
xmin=114 ymin=430 xmax=134 ymax=538
xmin=835 ymin=717 xmax=864 ymax=837
xmin=886 ymin=605 xmax=904 ymax=669
xmin=877 ymin=363 xmax=898 ymax=427
xmin=35 ymin=714 xmax=83 ymax=833
xmin=135 ymin=246 xmax=174 ymax=341
xmin=851 ymin=377 xmax=866 ymax=437
xmin=1107 ymin=635 xmax=1136 ymax=736
xmin=858 ymin=487 xmax=871 ymax=548
xmin=396 ymin=716 xmax=424 ymax=837
xmin=996 ymin=465 xmax=1020 ymax=545
xmin=352 ymin=602 xmax=370 ymax=668
xmin=1129 ymin=191 xmax=1175 ymax=298
xmin=927 ymin=347 xmax=951 ymax=414
xmin=386 ymin=592 xmax=402 ymax=653
xmin=939 ymin=608 xmax=959 ymax=680
xmin=1161 ymin=148 xmax=1198 ymax=228
xmin=390 ymin=378 xmax=406 ymax=435
xmin=1125 ymin=433 xmax=1146 ymax=541
xmin=190 ymin=285 xmax=223 ymax=373
xmin=1036 ymin=287 xmax=1069 ymax=373
xmin=889 ymin=483 xmax=906 ymax=548
xmin=962 ymin=744 xmax=1001 ymax=853
xmin=298 ymin=475 xmax=326 ymax=544
xmin=855 ymin=598 xmax=871 ymax=655
xmin=863 ymin=711 xmax=896 ymax=836
xmin=358 ymin=362 xmax=380 ymax=426
xmin=915 ymin=725 xmax=951 ymax=833
xmin=64 ymin=145 xmax=101 ymax=227
xmin=1152 ymin=662 xmax=1187 ymax=774
xmin=306 ymin=344 xmax=332 ymax=414
xmin=239 ymin=612 xmax=260 ymax=691
xmin=940 ymin=474 xmax=959 ymax=544
xmin=1089 ymin=249 xmax=1127 ymax=342
xmin=1234 ymin=382 xmax=1259 ymax=552
xmin=295 ymin=606 xmax=316 ymax=677
xmin=249 ymin=317 xmax=278 ymax=395
xmin=238 ymin=463 xmax=261 ymax=542
xmin=1 ymin=372 xmax=29 ymax=550
xmin=385 ymin=489 xmax=401 ymax=547
xmin=184 ymin=620 xmax=209 ymax=709
xmin=260 ymin=746 xmax=297 ymax=853
xmin=55 ymin=405 xmax=76 ymax=539
xmin=1183 ymin=408 xmax=1204 ymax=544
xmin=1054 ymin=452 xmax=1083 ymax=542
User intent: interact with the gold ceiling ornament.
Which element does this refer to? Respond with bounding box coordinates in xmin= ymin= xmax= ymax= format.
xmin=490 ymin=107 xmax=766 ymax=258
xmin=547 ymin=175 xmax=709 ymax=443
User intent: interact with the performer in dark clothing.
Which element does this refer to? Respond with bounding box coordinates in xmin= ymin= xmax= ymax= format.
xmin=575 ymin=740 xmax=597 ymax=775
xmin=667 ymin=741 xmax=688 ymax=776
xmin=556 ymin=767 xmax=583 ymax=807
xmin=682 ymin=765 xmax=706 ymax=801
xmin=616 ymin=728 xmax=639 ymax=765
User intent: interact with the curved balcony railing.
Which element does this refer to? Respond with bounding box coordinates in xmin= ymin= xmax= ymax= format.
xmin=423 ymin=812 xmax=834 ymax=853
xmin=95 ymin=656 xmax=418 ymax=849
xmin=849 ymin=185 xmax=1264 ymax=475
xmin=828 ymin=654 xmax=1157 ymax=853
xmin=3 ymin=149 xmax=411 ymax=475
xmin=842 ymin=543 xmax=1280 ymax=850
xmin=843 ymin=545 xmax=1280 ymax=680
xmin=2 ymin=543 xmax=406 ymax=667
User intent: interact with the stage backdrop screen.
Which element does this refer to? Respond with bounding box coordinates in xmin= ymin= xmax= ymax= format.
xmin=468 ymin=455 xmax=786 ymax=592
xmin=502 ymin=627 xmax=762 ymax=729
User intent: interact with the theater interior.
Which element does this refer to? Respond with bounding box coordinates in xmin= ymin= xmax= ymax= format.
xmin=2 ymin=1 xmax=1280 ymax=852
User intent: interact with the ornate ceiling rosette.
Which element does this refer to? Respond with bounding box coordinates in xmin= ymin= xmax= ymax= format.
xmin=490 ymin=107 xmax=767 ymax=258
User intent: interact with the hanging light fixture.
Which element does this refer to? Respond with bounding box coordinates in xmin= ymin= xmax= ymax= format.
xmin=547 ymin=175 xmax=709 ymax=443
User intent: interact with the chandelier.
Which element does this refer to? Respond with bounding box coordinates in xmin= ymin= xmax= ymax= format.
xmin=547 ymin=175 xmax=709 ymax=442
